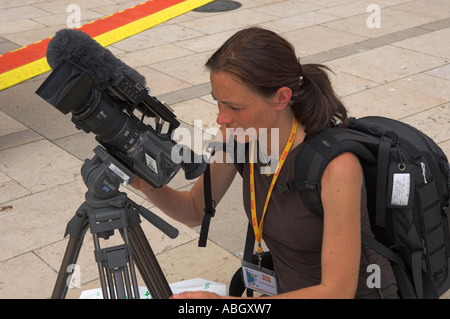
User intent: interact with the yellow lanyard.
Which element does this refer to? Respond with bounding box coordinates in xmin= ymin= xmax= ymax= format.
xmin=249 ymin=115 xmax=298 ymax=254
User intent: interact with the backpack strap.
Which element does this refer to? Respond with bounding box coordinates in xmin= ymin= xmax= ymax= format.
xmin=277 ymin=127 xmax=379 ymax=218
xmin=277 ymin=126 xmax=394 ymax=228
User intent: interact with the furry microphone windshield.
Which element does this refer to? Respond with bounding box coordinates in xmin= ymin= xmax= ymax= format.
xmin=46 ymin=29 xmax=147 ymax=91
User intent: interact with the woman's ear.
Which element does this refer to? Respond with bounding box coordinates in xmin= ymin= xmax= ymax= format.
xmin=274 ymin=87 xmax=292 ymax=111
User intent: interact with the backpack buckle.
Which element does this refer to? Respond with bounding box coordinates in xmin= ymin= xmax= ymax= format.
xmin=277 ymin=183 xmax=293 ymax=194
xmin=305 ymin=181 xmax=320 ymax=192
xmin=203 ymin=200 xmax=216 ymax=218
xmin=277 ymin=181 xmax=320 ymax=193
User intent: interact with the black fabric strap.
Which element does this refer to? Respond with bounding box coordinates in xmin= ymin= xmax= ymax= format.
xmin=362 ymin=231 xmax=439 ymax=299
xmin=198 ymin=163 xmax=215 ymax=247
xmin=375 ymin=138 xmax=391 ymax=228
xmin=361 ymin=232 xmax=404 ymax=266
xmin=243 ymin=222 xmax=255 ymax=262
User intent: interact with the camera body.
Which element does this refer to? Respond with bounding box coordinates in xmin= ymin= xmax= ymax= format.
xmin=36 ymin=59 xmax=205 ymax=188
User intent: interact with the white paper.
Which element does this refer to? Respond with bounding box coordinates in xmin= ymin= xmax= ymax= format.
xmin=79 ymin=278 xmax=226 ymax=299
xmin=391 ymin=173 xmax=410 ymax=206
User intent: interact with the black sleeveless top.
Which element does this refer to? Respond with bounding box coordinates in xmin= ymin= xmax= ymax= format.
xmin=241 ymin=142 xmax=398 ymax=298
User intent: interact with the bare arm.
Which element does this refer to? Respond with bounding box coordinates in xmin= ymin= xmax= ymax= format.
xmin=131 ymin=161 xmax=237 ymax=227
xmin=174 ymin=151 xmax=363 ymax=299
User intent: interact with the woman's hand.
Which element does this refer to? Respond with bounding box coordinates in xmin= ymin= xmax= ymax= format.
xmin=171 ymin=291 xmax=223 ymax=299
xmin=130 ymin=175 xmax=149 ymax=192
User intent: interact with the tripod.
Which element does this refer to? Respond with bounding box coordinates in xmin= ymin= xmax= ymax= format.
xmin=52 ymin=146 xmax=178 ymax=299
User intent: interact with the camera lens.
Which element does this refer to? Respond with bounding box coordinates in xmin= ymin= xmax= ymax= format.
xmin=72 ymin=88 xmax=145 ymax=152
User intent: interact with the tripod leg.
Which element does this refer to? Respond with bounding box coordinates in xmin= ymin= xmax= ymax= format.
xmin=92 ymin=232 xmax=112 ymax=298
xmin=122 ymin=227 xmax=141 ymax=298
xmin=94 ymin=228 xmax=141 ymax=299
xmin=127 ymin=225 xmax=172 ymax=299
xmin=52 ymin=207 xmax=89 ymax=299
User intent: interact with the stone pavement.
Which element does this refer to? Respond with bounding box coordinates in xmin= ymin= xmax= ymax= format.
xmin=0 ymin=0 xmax=449 ymax=299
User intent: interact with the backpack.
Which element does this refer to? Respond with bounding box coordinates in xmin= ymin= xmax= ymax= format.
xmin=230 ymin=116 xmax=450 ymax=299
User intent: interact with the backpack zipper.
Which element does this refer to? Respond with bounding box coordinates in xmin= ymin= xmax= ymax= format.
xmin=420 ymin=162 xmax=428 ymax=184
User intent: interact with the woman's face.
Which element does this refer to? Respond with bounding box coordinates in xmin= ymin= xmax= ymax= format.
xmin=210 ymin=71 xmax=281 ymax=143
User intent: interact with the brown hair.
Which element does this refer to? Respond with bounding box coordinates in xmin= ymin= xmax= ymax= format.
xmin=205 ymin=27 xmax=348 ymax=138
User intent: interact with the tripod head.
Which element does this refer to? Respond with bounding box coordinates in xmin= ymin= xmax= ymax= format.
xmin=81 ymin=145 xmax=178 ymax=239
xmin=82 ymin=145 xmax=134 ymax=199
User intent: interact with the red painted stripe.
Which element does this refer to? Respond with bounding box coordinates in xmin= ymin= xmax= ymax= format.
xmin=0 ymin=39 xmax=51 ymax=73
xmin=0 ymin=0 xmax=185 ymax=74
xmin=80 ymin=0 xmax=184 ymax=38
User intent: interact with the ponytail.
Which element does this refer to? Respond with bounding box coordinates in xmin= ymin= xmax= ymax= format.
xmin=292 ymin=63 xmax=348 ymax=139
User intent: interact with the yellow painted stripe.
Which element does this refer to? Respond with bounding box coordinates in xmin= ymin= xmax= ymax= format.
xmin=0 ymin=57 xmax=50 ymax=91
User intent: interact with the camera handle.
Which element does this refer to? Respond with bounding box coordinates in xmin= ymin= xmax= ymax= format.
xmin=52 ymin=146 xmax=176 ymax=299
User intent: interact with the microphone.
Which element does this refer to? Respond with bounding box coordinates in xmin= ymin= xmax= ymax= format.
xmin=46 ymin=28 xmax=146 ymax=91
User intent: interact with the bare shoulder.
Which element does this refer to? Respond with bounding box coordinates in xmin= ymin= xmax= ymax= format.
xmin=320 ymin=152 xmax=363 ymax=200
xmin=322 ymin=152 xmax=362 ymax=183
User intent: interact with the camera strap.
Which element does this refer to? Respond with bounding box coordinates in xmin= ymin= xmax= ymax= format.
xmin=198 ymin=162 xmax=215 ymax=247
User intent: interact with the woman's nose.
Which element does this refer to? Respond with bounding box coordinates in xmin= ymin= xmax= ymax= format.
xmin=216 ymin=104 xmax=233 ymax=126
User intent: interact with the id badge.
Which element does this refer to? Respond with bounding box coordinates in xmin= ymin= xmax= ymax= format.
xmin=242 ymin=260 xmax=278 ymax=296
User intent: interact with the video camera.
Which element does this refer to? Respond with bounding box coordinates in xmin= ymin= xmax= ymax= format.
xmin=36 ymin=58 xmax=206 ymax=188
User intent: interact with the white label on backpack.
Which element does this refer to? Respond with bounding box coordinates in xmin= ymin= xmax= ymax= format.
xmin=391 ymin=173 xmax=410 ymax=206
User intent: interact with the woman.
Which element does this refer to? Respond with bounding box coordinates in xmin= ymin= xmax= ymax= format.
xmin=132 ymin=27 xmax=398 ymax=299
